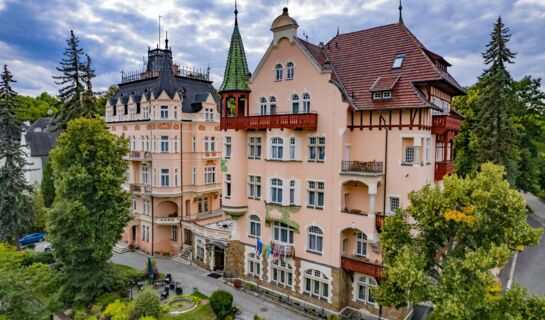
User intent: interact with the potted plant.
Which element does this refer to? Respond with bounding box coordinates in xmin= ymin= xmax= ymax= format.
xmin=233 ymin=279 xmax=242 ymax=289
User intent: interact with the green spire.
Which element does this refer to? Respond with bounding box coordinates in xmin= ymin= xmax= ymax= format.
xmin=219 ymin=3 xmax=250 ymax=92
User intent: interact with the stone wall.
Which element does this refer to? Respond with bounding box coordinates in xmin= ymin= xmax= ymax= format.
xmin=225 ymin=240 xmax=245 ymax=276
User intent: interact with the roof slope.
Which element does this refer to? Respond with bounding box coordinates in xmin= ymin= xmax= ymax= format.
xmin=25 ymin=117 xmax=60 ymax=157
xmin=219 ymin=10 xmax=250 ymax=93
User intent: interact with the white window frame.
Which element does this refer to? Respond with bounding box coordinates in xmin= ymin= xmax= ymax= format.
xmin=373 ymin=92 xmax=382 ymax=100
xmin=269 ymin=96 xmax=277 ymax=115
xmin=160 ymin=105 xmax=168 ymax=119
xmin=161 ymin=168 xmax=169 ymax=187
xmin=271 ymin=137 xmax=284 ymax=160
xmin=271 ymin=260 xmax=294 ymax=288
xmin=171 ymin=226 xmax=177 ymax=241
xmin=224 ymin=136 xmax=232 ymax=159
xmin=204 ymin=166 xmax=216 ymax=184
xmin=356 ymin=232 xmax=367 ymax=257
xmin=289 ymin=137 xmax=296 ymax=160
xmin=392 ymin=54 xmax=404 ymax=69
xmin=161 ymin=135 xmax=169 ymax=153
xmin=286 ymin=62 xmax=295 ymax=80
xmin=388 ymin=196 xmax=400 ymax=214
xmin=307 ymin=180 xmax=325 ymax=209
xmin=225 ymin=174 xmax=232 ymax=199
xmin=247 ymin=253 xmax=261 ymax=277
xmin=405 ymin=146 xmax=415 ymax=164
xmin=356 ymin=275 xmax=377 ymax=305
xmin=382 ymin=91 xmax=392 ymax=99
xmin=273 ymin=221 xmax=294 ymax=244
xmin=259 ymin=97 xmax=267 ymax=115
xmin=307 ymin=226 xmax=323 ymax=254
xmin=303 ymin=269 xmax=329 ymax=300
xmin=248 ymin=136 xmax=262 ymax=159
xmin=270 ymin=178 xmax=283 ymax=205
xmin=308 ymin=136 xmax=325 ymax=162
xmin=291 ymin=94 xmax=300 ymax=114
xmin=248 ymin=175 xmax=261 ymax=200
xmin=249 ymin=214 xmax=261 ymax=238
xmin=275 ymin=64 xmax=283 ymax=81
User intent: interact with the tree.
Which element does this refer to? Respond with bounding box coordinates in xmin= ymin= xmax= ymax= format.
xmin=0 ymin=65 xmax=34 ymax=250
xmin=53 ymin=30 xmax=98 ymax=129
xmin=47 ymin=118 xmax=131 ymax=304
xmin=132 ymin=287 xmax=161 ymax=319
xmin=31 ymin=184 xmax=47 ymax=231
xmin=474 ymin=17 xmax=520 ymax=184
xmin=375 ymin=163 xmax=544 ymax=319
xmin=15 ymin=92 xmax=60 ymax=123
xmin=97 ymin=85 xmax=119 ymax=116
xmin=210 ymin=290 xmax=233 ymax=320
xmin=41 ymin=159 xmax=55 ymax=207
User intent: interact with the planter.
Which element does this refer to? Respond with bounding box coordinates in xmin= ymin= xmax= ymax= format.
xmin=233 ymin=279 xmax=242 ymax=289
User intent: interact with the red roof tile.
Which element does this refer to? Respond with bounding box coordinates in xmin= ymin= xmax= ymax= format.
xmin=369 ymin=74 xmax=401 ymax=91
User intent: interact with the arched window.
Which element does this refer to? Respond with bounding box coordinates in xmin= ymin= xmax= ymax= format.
xmin=249 ymin=215 xmax=261 ymax=237
xmin=271 ymin=178 xmax=283 ymax=204
xmin=303 ymin=92 xmax=311 ymax=113
xmin=247 ymin=253 xmax=261 ymax=277
xmin=303 ymin=269 xmax=329 ymax=299
xmin=269 ymin=96 xmax=277 ymax=115
xmin=291 ymin=94 xmax=300 ymax=114
xmin=273 ymin=221 xmax=294 ymax=244
xmin=275 ymin=64 xmax=283 ymax=81
xmin=271 ymin=137 xmax=283 ymax=160
xmin=356 ymin=276 xmax=377 ymax=305
xmin=259 ymin=97 xmax=267 ymax=115
xmin=356 ymin=232 xmax=367 ymax=257
xmin=307 ymin=226 xmax=323 ymax=253
xmin=286 ymin=62 xmax=295 ymax=80
xmin=271 ymin=260 xmax=294 ymax=288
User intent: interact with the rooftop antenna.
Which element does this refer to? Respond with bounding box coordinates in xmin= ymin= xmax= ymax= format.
xmin=336 ymin=26 xmax=340 ymax=37
xmin=399 ymin=0 xmax=404 ymax=24
xmin=302 ymin=30 xmax=308 ymax=42
xmin=165 ymin=29 xmax=168 ymax=49
xmin=158 ymin=15 xmax=162 ymax=47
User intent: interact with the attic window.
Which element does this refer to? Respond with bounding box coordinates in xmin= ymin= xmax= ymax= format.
xmin=392 ymin=54 xmax=405 ymax=69
xmin=382 ymin=91 xmax=392 ymax=99
xmin=373 ymin=92 xmax=382 ymax=100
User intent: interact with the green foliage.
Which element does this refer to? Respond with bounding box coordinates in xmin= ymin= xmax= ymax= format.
xmin=47 ymin=118 xmax=131 ymax=304
xmin=111 ymin=263 xmax=145 ymax=292
xmin=15 ymin=92 xmax=60 ymax=123
xmin=31 ymin=184 xmax=48 ymax=231
xmin=210 ymin=290 xmax=233 ymax=320
xmin=95 ymin=292 xmax=122 ymax=308
xmin=132 ymin=288 xmax=161 ymax=319
xmin=101 ymin=299 xmax=132 ymax=320
xmin=21 ymin=251 xmax=55 ymax=266
xmin=376 ymin=163 xmax=544 ymax=319
xmin=0 ymin=65 xmax=34 ymax=250
xmin=41 ymin=160 xmax=56 ymax=208
xmin=96 ymin=85 xmax=118 ymax=116
xmin=327 ymin=315 xmax=340 ymax=320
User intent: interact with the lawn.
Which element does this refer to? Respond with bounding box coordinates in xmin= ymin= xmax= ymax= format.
xmin=169 ymin=291 xmax=215 ymax=320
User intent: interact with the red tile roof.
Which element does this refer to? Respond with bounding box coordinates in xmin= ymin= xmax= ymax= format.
xmin=298 ymin=23 xmax=464 ymax=110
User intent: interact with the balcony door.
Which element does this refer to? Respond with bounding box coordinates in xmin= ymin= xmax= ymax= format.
xmin=344 ymin=145 xmax=350 ymax=161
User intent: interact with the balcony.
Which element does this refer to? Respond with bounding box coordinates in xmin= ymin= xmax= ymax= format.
xmin=154 ymin=216 xmax=181 ymax=225
xmin=341 ymin=255 xmax=385 ymax=279
xmin=341 ymin=161 xmax=383 ymax=176
xmin=125 ymin=151 xmax=152 ymax=161
xmin=435 ymin=161 xmax=454 ymax=181
xmin=191 ymin=222 xmax=231 ymax=241
xmin=375 ymin=213 xmax=386 ymax=232
xmin=221 ymin=112 xmax=318 ymax=131
xmin=432 ymin=115 xmax=461 ymax=135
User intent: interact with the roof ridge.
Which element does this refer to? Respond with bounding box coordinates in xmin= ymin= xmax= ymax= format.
xmin=325 ymin=22 xmax=401 ymax=45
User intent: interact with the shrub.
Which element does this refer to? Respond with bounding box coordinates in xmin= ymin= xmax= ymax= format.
xmin=327 ymin=315 xmax=340 ymax=320
xmin=111 ymin=263 xmax=144 ymax=291
xmin=132 ymin=288 xmax=161 ymax=319
xmin=102 ymin=300 xmax=132 ymax=320
xmin=73 ymin=308 xmax=88 ymax=320
xmin=21 ymin=251 xmax=54 ymax=266
xmin=95 ymin=292 xmax=122 ymax=308
xmin=138 ymin=316 xmax=156 ymax=320
xmin=210 ymin=290 xmax=233 ymax=320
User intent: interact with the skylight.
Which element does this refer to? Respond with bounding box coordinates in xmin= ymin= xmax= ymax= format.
xmin=392 ymin=54 xmax=405 ymax=69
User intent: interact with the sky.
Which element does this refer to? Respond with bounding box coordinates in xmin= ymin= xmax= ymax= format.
xmin=0 ymin=0 xmax=544 ymax=97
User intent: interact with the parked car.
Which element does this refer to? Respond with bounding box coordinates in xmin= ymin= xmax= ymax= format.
xmin=19 ymin=233 xmax=47 ymax=245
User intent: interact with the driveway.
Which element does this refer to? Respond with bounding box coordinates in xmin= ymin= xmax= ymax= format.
xmin=111 ymin=252 xmax=309 ymax=320
xmin=499 ymin=192 xmax=545 ymax=295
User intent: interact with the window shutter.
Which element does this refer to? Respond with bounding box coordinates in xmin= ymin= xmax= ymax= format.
xmin=294 ymin=179 xmax=301 ymax=206
xmin=266 ymin=138 xmax=272 ymax=160
xmin=266 ymin=177 xmax=272 ymax=203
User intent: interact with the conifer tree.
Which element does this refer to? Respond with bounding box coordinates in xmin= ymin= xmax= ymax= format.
xmin=474 ymin=17 xmax=519 ymax=184
xmin=0 ymin=65 xmax=34 ymax=250
xmin=53 ymin=30 xmax=98 ymax=129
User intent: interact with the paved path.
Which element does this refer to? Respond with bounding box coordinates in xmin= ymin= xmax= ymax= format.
xmin=111 ymin=252 xmax=309 ymax=320
xmin=499 ymin=193 xmax=545 ymax=295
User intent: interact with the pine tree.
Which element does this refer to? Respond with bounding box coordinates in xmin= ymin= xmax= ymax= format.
xmin=474 ymin=17 xmax=519 ymax=184
xmin=53 ymin=30 xmax=98 ymax=129
xmin=0 ymin=65 xmax=34 ymax=250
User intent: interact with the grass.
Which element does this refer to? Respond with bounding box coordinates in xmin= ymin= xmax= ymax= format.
xmin=168 ymin=292 xmax=215 ymax=320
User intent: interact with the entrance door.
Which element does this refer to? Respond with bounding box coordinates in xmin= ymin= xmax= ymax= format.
xmin=131 ymin=225 xmax=136 ymax=242
xmin=184 ymin=229 xmax=193 ymax=246
xmin=213 ymin=246 xmax=225 ymax=271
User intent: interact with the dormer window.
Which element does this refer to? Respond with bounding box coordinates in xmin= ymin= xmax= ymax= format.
xmin=286 ymin=62 xmax=295 ymax=80
xmin=392 ymin=54 xmax=405 ymax=69
xmin=275 ymin=64 xmax=283 ymax=81
xmin=373 ymin=92 xmax=382 ymax=100
xmin=382 ymin=91 xmax=392 ymax=99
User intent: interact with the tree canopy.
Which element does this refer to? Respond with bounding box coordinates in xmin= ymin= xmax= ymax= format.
xmin=375 ymin=163 xmax=544 ymax=319
xmin=47 ymin=117 xmax=131 ymax=304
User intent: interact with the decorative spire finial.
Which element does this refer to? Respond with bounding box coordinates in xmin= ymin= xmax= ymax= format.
xmin=234 ymin=0 xmax=238 ymax=25
xmin=399 ymin=0 xmax=404 ymax=24
xmin=336 ymin=26 xmax=340 ymax=37
xmin=165 ymin=30 xmax=168 ymax=49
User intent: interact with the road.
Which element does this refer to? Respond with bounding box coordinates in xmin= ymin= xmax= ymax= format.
xmin=111 ymin=251 xmax=310 ymax=320
xmin=499 ymin=192 xmax=545 ymax=295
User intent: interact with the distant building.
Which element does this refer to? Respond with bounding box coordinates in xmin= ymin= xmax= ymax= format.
xmin=21 ymin=117 xmax=59 ymax=185
xmin=106 ymin=37 xmax=230 ymax=271
xmin=220 ymin=6 xmax=463 ymax=320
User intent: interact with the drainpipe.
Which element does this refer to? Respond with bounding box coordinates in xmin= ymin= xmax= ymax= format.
xmin=179 ymin=118 xmax=183 ymax=253
xmin=380 ymin=114 xmax=388 ymax=217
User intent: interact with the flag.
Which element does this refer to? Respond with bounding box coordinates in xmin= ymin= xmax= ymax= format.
xmin=266 ymin=246 xmax=272 ymax=260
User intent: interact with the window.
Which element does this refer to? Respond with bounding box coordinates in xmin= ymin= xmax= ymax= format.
xmin=307 ymin=181 xmax=324 ymax=209
xmin=198 ymin=197 xmax=209 ymax=213
xmin=425 ymin=138 xmax=431 ymax=163
xmin=373 ymin=92 xmax=382 ymax=100
xmin=302 ymin=92 xmax=311 ymax=113
xmin=357 ymin=276 xmax=377 ymax=305
xmin=308 ymin=137 xmax=325 ymax=162
xmin=286 ymin=62 xmax=295 ymax=80
xmin=142 ymin=166 xmax=149 ymax=185
xmin=131 ymin=195 xmax=136 ymax=211
xmin=405 ymin=146 xmax=415 ymax=164
xmin=161 ymin=169 xmax=169 ymax=187
xmin=291 ymin=94 xmax=299 ymax=114
xmin=161 ymin=136 xmax=169 ymax=152
xmin=271 ymin=137 xmax=283 ymax=160
xmin=174 ymin=136 xmax=178 ymax=152
xmin=248 ymin=137 xmax=262 ymax=159
xmin=247 ymin=253 xmax=261 ymax=277
xmin=307 ymin=226 xmax=323 ymax=253
xmin=259 ymin=97 xmax=267 ymax=115
xmin=275 ymin=64 xmax=283 ymax=81
xmin=269 ymin=96 xmax=277 ymax=115
xmin=303 ymin=269 xmax=329 ymax=300
xmin=248 ymin=175 xmax=261 ymax=200
xmin=289 ymin=180 xmax=296 ymax=205
xmin=271 ymin=178 xmax=283 ymax=205
xmin=249 ymin=215 xmax=261 ymax=238
xmin=160 ymin=106 xmax=168 ymax=119
xmin=205 ymin=108 xmax=214 ymax=122
xmin=389 ymin=196 xmax=400 ymax=214
xmin=204 ymin=137 xmax=211 ymax=152
xmin=171 ymin=226 xmax=177 ymax=241
xmin=225 ymin=174 xmax=232 ymax=199
xmin=356 ymin=232 xmax=367 ymax=257
xmin=153 ymin=168 xmax=157 ymax=186
xmin=271 ymin=260 xmax=293 ymax=288
xmin=192 ymin=136 xmax=196 ymax=152
xmin=204 ymin=167 xmax=216 ymax=184
xmin=224 ymin=136 xmax=232 ymax=159
xmin=143 ymin=106 xmax=149 ymax=119
xmin=192 ymin=168 xmax=196 ymax=184
xmin=289 ymin=137 xmax=296 ymax=160
xmin=382 ymin=91 xmax=391 ymax=99
xmin=392 ymin=54 xmax=404 ymax=69
xmin=273 ymin=222 xmax=294 ymax=244
xmin=196 ymin=240 xmax=205 ymax=261
xmin=174 ymin=106 xmax=178 ymax=119
xmin=129 ymin=107 xmax=136 ymax=120
xmin=174 ymin=169 xmax=179 ymax=186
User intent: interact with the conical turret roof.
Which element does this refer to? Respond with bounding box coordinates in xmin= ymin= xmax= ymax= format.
xmin=219 ymin=7 xmax=250 ymax=93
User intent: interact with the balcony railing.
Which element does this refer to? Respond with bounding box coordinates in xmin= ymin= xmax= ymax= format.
xmin=154 ymin=216 xmax=181 ymax=225
xmin=191 ymin=223 xmax=231 ymax=241
xmin=221 ymin=112 xmax=318 ymax=130
xmin=125 ymin=151 xmax=152 ymax=160
xmin=341 ymin=161 xmax=384 ymax=175
xmin=341 ymin=255 xmax=385 ymax=279
xmin=432 ymin=115 xmax=461 ymax=134
xmin=435 ymin=161 xmax=454 ymax=181
xmin=129 ymin=183 xmax=141 ymax=192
